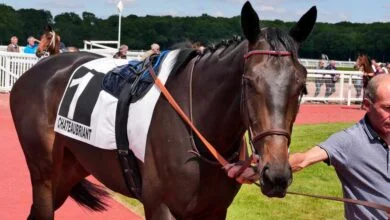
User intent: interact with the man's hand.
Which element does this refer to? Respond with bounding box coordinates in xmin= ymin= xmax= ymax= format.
xmin=289 ymin=146 xmax=329 ymax=172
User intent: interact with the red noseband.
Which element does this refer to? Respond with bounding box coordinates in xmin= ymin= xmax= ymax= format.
xmin=244 ymin=50 xmax=292 ymax=59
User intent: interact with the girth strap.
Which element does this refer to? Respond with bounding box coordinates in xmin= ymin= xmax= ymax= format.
xmin=115 ymin=75 xmax=143 ymax=200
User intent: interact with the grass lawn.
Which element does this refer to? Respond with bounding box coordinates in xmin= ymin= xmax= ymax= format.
xmin=115 ymin=122 xmax=353 ymax=219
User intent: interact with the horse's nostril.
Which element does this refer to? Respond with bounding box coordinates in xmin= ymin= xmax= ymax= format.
xmin=260 ymin=164 xmax=270 ymax=185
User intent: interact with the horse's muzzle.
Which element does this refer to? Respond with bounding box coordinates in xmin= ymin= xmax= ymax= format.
xmin=259 ymin=163 xmax=292 ymax=198
xmin=36 ymin=51 xmax=43 ymax=58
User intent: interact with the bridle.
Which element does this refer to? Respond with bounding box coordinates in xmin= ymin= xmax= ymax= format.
xmin=243 ymin=50 xmax=294 ymax=152
xmin=40 ymin=31 xmax=57 ymax=57
xmin=147 ymin=51 xmax=390 ymax=215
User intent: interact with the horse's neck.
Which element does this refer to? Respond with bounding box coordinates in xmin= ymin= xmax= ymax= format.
xmin=360 ymin=57 xmax=374 ymax=73
xmin=192 ymin=42 xmax=247 ymax=151
xmin=51 ymin=45 xmax=60 ymax=55
xmin=364 ymin=64 xmax=374 ymax=73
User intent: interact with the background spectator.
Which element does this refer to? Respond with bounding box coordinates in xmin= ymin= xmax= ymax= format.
xmin=375 ymin=63 xmax=388 ymax=74
xmin=140 ymin=43 xmax=160 ymax=61
xmin=353 ymin=62 xmax=363 ymax=99
xmin=192 ymin=41 xmax=206 ymax=54
xmin=371 ymin=59 xmax=377 ymax=73
xmin=23 ymin=36 xmax=39 ymax=54
xmin=324 ymin=60 xmax=339 ymax=98
xmin=113 ymin=44 xmax=128 ymax=59
xmin=314 ymin=60 xmax=326 ymax=97
xmin=7 ymin=36 xmax=20 ymax=52
xmin=386 ymin=63 xmax=390 ymax=73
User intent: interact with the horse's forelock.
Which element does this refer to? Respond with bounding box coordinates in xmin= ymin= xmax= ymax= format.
xmin=264 ymin=28 xmax=298 ymax=56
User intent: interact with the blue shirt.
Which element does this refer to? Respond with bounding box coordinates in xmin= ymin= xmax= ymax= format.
xmin=319 ymin=116 xmax=390 ymax=220
xmin=24 ymin=44 xmax=38 ymax=54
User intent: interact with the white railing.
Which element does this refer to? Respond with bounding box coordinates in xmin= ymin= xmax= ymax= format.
xmin=0 ymin=51 xmax=38 ymax=92
xmin=0 ymin=50 xmax=366 ymax=106
xmin=299 ymin=58 xmax=356 ymax=69
xmin=82 ymin=40 xmax=144 ymax=60
xmin=303 ymin=69 xmax=363 ymax=106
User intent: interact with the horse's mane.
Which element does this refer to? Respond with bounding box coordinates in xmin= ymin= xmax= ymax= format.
xmin=207 ymin=35 xmax=243 ymax=53
xmin=168 ymin=36 xmax=243 ymax=78
xmin=168 ymin=27 xmax=297 ymax=78
xmin=206 ymin=27 xmax=297 ymax=56
xmin=169 ymin=49 xmax=198 ymax=78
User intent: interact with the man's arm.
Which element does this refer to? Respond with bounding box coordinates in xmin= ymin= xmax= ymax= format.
xmin=289 ymin=146 xmax=329 ymax=172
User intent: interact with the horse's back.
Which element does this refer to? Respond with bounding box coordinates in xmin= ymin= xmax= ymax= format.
xmin=12 ymin=52 xmax=101 ymax=94
xmin=11 ymin=52 xmax=101 ymax=109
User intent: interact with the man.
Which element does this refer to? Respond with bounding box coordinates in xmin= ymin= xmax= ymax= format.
xmin=23 ymin=36 xmax=39 ymax=54
xmin=140 ymin=43 xmax=160 ymax=61
xmin=324 ymin=60 xmax=339 ymax=98
xmin=290 ymin=74 xmax=390 ymax=219
xmin=314 ymin=60 xmax=326 ymax=97
xmin=7 ymin=36 xmax=20 ymax=52
xmin=113 ymin=44 xmax=128 ymax=59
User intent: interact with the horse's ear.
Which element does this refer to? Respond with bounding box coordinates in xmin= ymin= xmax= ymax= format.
xmin=289 ymin=6 xmax=317 ymax=45
xmin=241 ymin=1 xmax=260 ymax=44
xmin=44 ymin=25 xmax=53 ymax=32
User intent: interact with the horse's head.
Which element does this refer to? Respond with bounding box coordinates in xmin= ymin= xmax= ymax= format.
xmin=36 ymin=25 xmax=60 ymax=58
xmin=356 ymin=54 xmax=374 ymax=73
xmin=240 ymin=2 xmax=316 ymax=197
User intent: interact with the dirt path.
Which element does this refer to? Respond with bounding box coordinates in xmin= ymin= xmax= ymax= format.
xmin=295 ymin=103 xmax=365 ymax=125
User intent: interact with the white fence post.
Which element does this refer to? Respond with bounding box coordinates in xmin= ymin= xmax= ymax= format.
xmin=5 ymin=57 xmax=10 ymax=91
xmin=347 ymin=74 xmax=353 ymax=106
xmin=339 ymin=72 xmax=344 ymax=104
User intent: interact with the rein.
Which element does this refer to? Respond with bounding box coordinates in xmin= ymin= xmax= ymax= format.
xmin=148 ymin=64 xmax=229 ymax=166
xmin=251 ymin=182 xmax=390 ymax=214
xmin=187 ymin=56 xmax=241 ymax=164
xmin=148 ymin=51 xmax=390 ymax=215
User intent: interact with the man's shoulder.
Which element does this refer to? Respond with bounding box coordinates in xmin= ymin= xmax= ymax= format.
xmin=343 ymin=121 xmax=362 ymax=134
xmin=320 ymin=122 xmax=361 ymax=147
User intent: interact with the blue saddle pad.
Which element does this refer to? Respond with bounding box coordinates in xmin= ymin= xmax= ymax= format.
xmin=102 ymin=51 xmax=169 ymax=100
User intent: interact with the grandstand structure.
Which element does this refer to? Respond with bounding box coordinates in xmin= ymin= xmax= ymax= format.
xmin=0 ymin=42 xmax=363 ymax=106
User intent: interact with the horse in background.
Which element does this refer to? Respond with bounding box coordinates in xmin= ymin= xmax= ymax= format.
xmin=355 ymin=54 xmax=375 ymax=98
xmin=36 ymin=25 xmax=79 ymax=58
xmin=10 ymin=2 xmax=317 ymax=219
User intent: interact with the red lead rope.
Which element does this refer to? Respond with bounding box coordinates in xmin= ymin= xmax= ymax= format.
xmin=148 ymin=66 xmax=228 ymax=166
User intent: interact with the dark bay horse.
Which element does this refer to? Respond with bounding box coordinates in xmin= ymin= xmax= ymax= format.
xmin=10 ymin=2 xmax=317 ymax=219
xmin=36 ymin=25 xmax=79 ymax=58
